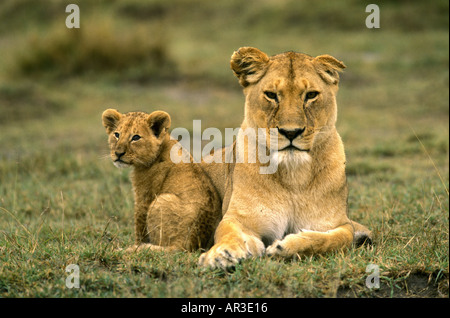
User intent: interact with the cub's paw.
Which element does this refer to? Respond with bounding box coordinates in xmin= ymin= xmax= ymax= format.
xmin=119 ymin=245 xmax=141 ymax=253
xmin=119 ymin=244 xmax=167 ymax=253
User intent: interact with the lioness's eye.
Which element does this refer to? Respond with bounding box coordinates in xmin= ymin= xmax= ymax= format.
xmin=305 ymin=91 xmax=319 ymax=100
xmin=264 ymin=91 xmax=278 ymax=101
xmin=131 ymin=135 xmax=141 ymax=141
xmin=114 ymin=132 xmax=120 ymax=139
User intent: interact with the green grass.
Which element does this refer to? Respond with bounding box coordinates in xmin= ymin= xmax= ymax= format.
xmin=0 ymin=0 xmax=448 ymax=298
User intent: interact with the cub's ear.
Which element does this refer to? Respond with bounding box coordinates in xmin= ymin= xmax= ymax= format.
xmin=102 ymin=109 xmax=122 ymax=134
xmin=148 ymin=111 xmax=171 ymax=138
xmin=313 ymin=55 xmax=346 ymax=85
xmin=230 ymin=47 xmax=270 ymax=87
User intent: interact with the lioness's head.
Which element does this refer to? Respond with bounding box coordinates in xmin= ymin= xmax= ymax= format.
xmin=231 ymin=47 xmax=345 ymax=164
xmin=102 ymin=109 xmax=171 ymax=168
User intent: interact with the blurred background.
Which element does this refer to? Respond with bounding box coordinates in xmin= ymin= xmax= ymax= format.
xmin=0 ymin=0 xmax=449 ymax=219
xmin=0 ymin=0 xmax=448 ymax=297
xmin=0 ymin=0 xmax=448 ymax=212
xmin=0 ymin=0 xmax=448 ymax=142
xmin=1 ymin=0 xmax=447 ymax=176
xmin=0 ymin=0 xmax=449 ymax=221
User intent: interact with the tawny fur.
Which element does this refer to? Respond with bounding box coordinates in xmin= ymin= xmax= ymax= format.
xmin=102 ymin=109 xmax=222 ymax=252
xmin=199 ymin=47 xmax=372 ymax=269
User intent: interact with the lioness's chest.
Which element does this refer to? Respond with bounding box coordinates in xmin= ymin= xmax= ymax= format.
xmin=258 ymin=187 xmax=332 ymax=243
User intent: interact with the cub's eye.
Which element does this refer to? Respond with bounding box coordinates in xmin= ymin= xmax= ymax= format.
xmin=131 ymin=135 xmax=141 ymax=141
xmin=264 ymin=91 xmax=278 ymax=101
xmin=114 ymin=132 xmax=120 ymax=139
xmin=305 ymin=91 xmax=319 ymax=100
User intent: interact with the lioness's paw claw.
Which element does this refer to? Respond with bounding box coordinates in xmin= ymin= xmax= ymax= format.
xmin=266 ymin=240 xmax=286 ymax=257
xmin=198 ymin=247 xmax=246 ymax=269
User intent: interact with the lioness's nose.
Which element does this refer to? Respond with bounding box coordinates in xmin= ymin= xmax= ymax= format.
xmin=278 ymin=127 xmax=305 ymax=141
xmin=115 ymin=151 xmax=126 ymax=159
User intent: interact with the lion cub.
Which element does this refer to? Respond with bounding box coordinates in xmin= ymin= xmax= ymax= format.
xmin=102 ymin=109 xmax=222 ymax=252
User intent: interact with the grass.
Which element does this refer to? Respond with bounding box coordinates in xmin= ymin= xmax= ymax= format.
xmin=0 ymin=0 xmax=448 ymax=298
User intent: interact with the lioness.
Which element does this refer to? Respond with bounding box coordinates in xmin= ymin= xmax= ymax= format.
xmin=199 ymin=47 xmax=371 ymax=269
xmin=102 ymin=109 xmax=222 ymax=251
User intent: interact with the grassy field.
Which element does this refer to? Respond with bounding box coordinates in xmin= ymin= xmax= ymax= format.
xmin=0 ymin=0 xmax=448 ymax=298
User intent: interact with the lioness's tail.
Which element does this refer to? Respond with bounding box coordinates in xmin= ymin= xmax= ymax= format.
xmin=351 ymin=220 xmax=373 ymax=246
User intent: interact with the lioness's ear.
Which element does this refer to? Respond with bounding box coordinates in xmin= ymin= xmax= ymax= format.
xmin=231 ymin=47 xmax=270 ymax=87
xmin=102 ymin=109 xmax=122 ymax=134
xmin=148 ymin=111 xmax=171 ymax=138
xmin=313 ymin=55 xmax=346 ymax=85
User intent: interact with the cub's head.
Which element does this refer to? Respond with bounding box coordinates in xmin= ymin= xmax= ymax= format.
xmin=231 ymin=47 xmax=345 ymax=163
xmin=102 ymin=109 xmax=171 ymax=168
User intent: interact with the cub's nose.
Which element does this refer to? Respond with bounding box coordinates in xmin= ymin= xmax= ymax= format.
xmin=277 ymin=127 xmax=305 ymax=142
xmin=115 ymin=151 xmax=126 ymax=159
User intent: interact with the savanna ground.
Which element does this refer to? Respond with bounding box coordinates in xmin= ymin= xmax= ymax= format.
xmin=0 ymin=0 xmax=448 ymax=298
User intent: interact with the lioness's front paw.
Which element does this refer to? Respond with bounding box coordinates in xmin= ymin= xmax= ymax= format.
xmin=266 ymin=239 xmax=286 ymax=257
xmin=198 ymin=244 xmax=249 ymax=269
xmin=266 ymin=234 xmax=300 ymax=258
